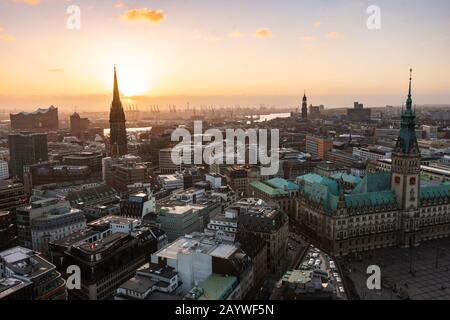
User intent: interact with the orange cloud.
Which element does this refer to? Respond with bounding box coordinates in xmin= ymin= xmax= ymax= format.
xmin=255 ymin=28 xmax=272 ymax=39
xmin=302 ymin=35 xmax=316 ymax=41
xmin=0 ymin=27 xmax=14 ymax=42
xmin=48 ymin=68 xmax=64 ymax=73
xmin=13 ymin=0 xmax=41 ymax=5
xmin=228 ymin=31 xmax=243 ymax=38
xmin=326 ymin=31 xmax=343 ymax=40
xmin=123 ymin=8 xmax=167 ymax=24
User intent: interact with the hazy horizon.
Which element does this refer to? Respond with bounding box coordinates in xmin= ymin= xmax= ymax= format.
xmin=1 ymin=92 xmax=450 ymax=114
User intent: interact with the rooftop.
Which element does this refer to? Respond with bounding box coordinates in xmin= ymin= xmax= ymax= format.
xmin=76 ymin=232 xmax=128 ymax=254
xmin=197 ymin=274 xmax=238 ymax=300
xmin=209 ymin=244 xmax=237 ymax=259
xmin=118 ymin=275 xmax=157 ymax=294
xmin=0 ymin=247 xmax=55 ymax=279
xmin=137 ymin=262 xmax=177 ymax=280
xmin=50 ymin=228 xmax=97 ymax=248
xmin=159 ymin=205 xmax=193 ymax=216
xmin=0 ymin=278 xmax=31 ymax=298
xmin=250 ymin=181 xmax=288 ymax=197
xmin=154 ymin=233 xmax=219 ymax=260
xmin=266 ymin=177 xmax=300 ymax=191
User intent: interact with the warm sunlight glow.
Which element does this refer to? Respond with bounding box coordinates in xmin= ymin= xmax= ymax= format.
xmin=118 ymin=68 xmax=151 ymax=97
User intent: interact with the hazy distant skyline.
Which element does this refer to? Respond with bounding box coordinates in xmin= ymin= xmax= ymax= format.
xmin=1 ymin=0 xmax=449 ymax=111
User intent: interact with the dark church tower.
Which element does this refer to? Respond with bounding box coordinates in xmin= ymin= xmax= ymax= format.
xmin=391 ymin=69 xmax=421 ymax=248
xmin=302 ymin=91 xmax=308 ymax=119
xmin=109 ymin=65 xmax=127 ymax=157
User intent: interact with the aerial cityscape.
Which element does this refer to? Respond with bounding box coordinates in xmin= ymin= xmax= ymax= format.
xmin=0 ymin=0 xmax=450 ymax=310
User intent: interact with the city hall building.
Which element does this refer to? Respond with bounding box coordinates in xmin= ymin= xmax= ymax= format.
xmin=296 ymin=72 xmax=450 ymax=256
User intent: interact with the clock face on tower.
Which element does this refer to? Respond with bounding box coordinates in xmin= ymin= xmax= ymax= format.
xmin=395 ymin=176 xmax=401 ymax=184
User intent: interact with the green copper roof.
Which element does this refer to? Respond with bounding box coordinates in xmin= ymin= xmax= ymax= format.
xmin=250 ymin=181 xmax=288 ymax=196
xmin=330 ymin=172 xmax=362 ymax=185
xmin=297 ymin=173 xmax=339 ymax=194
xmin=352 ymin=172 xmax=392 ymax=194
xmin=394 ymin=70 xmax=420 ymax=155
xmin=302 ymin=181 xmax=339 ymax=213
xmin=266 ymin=177 xmax=300 ymax=191
xmin=300 ymin=171 xmax=397 ymax=215
xmin=346 ymin=191 xmax=397 ymax=209
xmin=420 ymin=184 xmax=450 ymax=201
xmin=298 ymin=173 xmax=340 ymax=213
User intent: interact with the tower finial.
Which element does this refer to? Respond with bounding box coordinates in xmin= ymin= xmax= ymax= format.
xmin=406 ymin=68 xmax=413 ymax=110
xmin=409 ymin=68 xmax=412 ymax=93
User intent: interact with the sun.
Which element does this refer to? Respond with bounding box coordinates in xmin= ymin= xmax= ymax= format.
xmin=116 ymin=67 xmax=151 ymax=97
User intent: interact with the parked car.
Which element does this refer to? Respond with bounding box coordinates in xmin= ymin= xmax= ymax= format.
xmin=338 ymin=286 xmax=345 ymax=293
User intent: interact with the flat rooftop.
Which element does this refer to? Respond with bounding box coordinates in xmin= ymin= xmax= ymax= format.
xmin=155 ymin=235 xmax=217 ymax=260
xmin=160 ymin=205 xmax=193 ymax=216
xmin=76 ymin=232 xmax=128 ymax=254
xmin=0 ymin=247 xmax=55 ymax=279
xmin=138 ymin=263 xmax=177 ymax=280
xmin=119 ymin=275 xmax=157 ymax=294
xmin=88 ymin=215 xmax=140 ymax=227
xmin=209 ymin=244 xmax=237 ymax=259
xmin=50 ymin=228 xmax=97 ymax=248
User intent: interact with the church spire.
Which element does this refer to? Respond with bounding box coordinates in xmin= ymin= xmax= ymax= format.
xmin=109 ymin=65 xmax=127 ymax=157
xmin=394 ymin=68 xmax=419 ymax=155
xmin=301 ymin=90 xmax=308 ymax=119
xmin=406 ymin=68 xmax=412 ymax=110
xmin=113 ymin=65 xmax=121 ymax=103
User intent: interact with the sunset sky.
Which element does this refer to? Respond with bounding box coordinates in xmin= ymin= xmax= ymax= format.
xmin=0 ymin=0 xmax=450 ymax=111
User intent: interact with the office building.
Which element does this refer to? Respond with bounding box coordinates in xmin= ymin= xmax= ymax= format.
xmin=8 ymin=133 xmax=48 ymax=181
xmin=16 ymin=197 xmax=86 ymax=254
xmin=159 ymin=148 xmax=182 ymax=174
xmin=0 ymin=161 xmax=9 ymax=180
xmin=24 ymin=162 xmax=92 ymax=192
xmin=151 ymin=233 xmax=252 ymax=297
xmin=306 ymin=135 xmax=333 ymax=160
xmin=158 ymin=173 xmax=184 ymax=191
xmin=115 ymin=263 xmax=180 ymax=300
xmin=0 ymin=246 xmax=67 ymax=300
xmin=0 ymin=277 xmax=33 ymax=300
xmin=120 ymin=192 xmax=156 ymax=219
xmin=49 ymin=215 xmax=162 ymax=300
xmin=0 ymin=211 xmax=16 ymax=251
xmin=63 ymin=152 xmax=103 ymax=174
xmin=237 ymin=201 xmax=289 ymax=273
xmin=157 ymin=205 xmax=202 ymax=242
xmin=347 ymin=102 xmax=371 ymax=122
